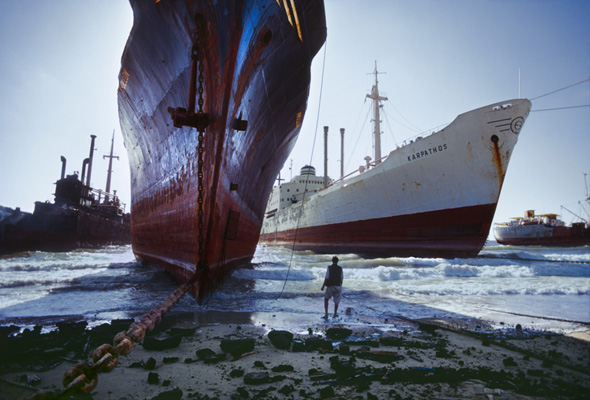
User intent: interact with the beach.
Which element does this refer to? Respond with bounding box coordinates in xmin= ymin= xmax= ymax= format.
xmin=1 ymin=310 xmax=589 ymax=400
xmin=1 ymin=244 xmax=589 ymax=399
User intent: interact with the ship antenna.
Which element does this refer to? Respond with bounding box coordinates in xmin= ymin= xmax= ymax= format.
xmin=276 ymin=171 xmax=284 ymax=186
xmin=584 ymin=172 xmax=589 ymax=202
xmin=103 ymin=129 xmax=119 ymax=203
xmin=585 ymin=172 xmax=590 ymax=218
xmin=366 ymin=61 xmax=387 ymax=165
xmin=518 ymin=67 xmax=521 ymax=99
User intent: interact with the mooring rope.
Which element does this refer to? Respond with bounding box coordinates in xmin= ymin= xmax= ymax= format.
xmin=276 ymin=42 xmax=329 ymax=300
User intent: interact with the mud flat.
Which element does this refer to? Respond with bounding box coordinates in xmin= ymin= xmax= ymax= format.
xmin=1 ymin=312 xmax=589 ymax=400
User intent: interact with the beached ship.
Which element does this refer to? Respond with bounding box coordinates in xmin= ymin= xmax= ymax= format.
xmin=117 ymin=1 xmax=326 ymax=298
xmin=494 ymin=180 xmax=590 ymax=247
xmin=259 ymin=66 xmax=532 ymax=258
xmin=493 ymin=210 xmax=589 ymax=247
xmin=0 ymin=134 xmax=130 ymax=255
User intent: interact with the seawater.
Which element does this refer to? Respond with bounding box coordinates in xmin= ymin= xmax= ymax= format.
xmin=0 ymin=243 xmax=588 ymax=333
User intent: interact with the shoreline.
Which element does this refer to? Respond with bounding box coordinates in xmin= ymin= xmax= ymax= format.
xmin=1 ymin=311 xmax=589 ymax=400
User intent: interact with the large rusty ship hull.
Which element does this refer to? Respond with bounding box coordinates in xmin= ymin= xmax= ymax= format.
xmin=117 ymin=1 xmax=326 ymax=296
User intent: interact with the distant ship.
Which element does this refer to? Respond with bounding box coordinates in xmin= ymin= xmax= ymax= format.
xmin=259 ymin=66 xmax=532 ymax=258
xmin=117 ymin=0 xmax=326 ymax=299
xmin=494 ymin=179 xmax=590 ymax=246
xmin=0 ymin=134 xmax=130 ymax=255
xmin=493 ymin=211 xmax=589 ymax=247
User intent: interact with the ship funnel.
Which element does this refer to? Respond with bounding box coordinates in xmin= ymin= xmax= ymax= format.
xmin=86 ymin=135 xmax=97 ymax=187
xmin=60 ymin=156 xmax=67 ymax=179
xmin=323 ymin=126 xmax=329 ymax=188
xmin=81 ymin=158 xmax=90 ymax=184
xmin=340 ymin=128 xmax=345 ymax=179
xmin=300 ymin=165 xmax=316 ymax=176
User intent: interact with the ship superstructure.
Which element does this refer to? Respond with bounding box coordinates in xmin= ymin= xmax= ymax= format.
xmin=494 ymin=177 xmax=590 ymax=247
xmin=494 ymin=211 xmax=589 ymax=246
xmin=0 ymin=134 xmax=130 ymax=254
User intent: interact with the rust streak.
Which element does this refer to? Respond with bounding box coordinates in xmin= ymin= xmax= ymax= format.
xmin=491 ymin=140 xmax=505 ymax=188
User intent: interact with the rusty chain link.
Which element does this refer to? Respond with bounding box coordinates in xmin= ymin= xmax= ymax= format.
xmin=30 ymin=283 xmax=194 ymax=399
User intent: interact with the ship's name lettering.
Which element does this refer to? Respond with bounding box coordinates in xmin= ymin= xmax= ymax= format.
xmin=408 ymin=144 xmax=448 ymax=162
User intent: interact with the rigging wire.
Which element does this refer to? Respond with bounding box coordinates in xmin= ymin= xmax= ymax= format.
xmin=387 ymin=102 xmax=423 ymax=133
xmin=277 ymin=42 xmax=328 ymax=300
xmin=382 ymin=110 xmax=399 ymax=148
xmin=531 ymin=104 xmax=590 ymax=112
xmin=345 ymin=102 xmax=371 ymax=172
xmin=530 ymin=78 xmax=590 ymax=100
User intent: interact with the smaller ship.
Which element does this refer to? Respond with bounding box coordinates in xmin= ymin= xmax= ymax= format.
xmin=493 ymin=179 xmax=590 ymax=247
xmin=0 ymin=133 xmax=131 ymax=255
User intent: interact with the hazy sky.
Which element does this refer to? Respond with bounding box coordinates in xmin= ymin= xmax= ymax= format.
xmin=1 ymin=0 xmax=589 ymax=236
xmin=0 ymin=1 xmax=132 ymax=213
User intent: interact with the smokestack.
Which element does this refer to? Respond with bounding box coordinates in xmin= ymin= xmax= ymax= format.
xmin=60 ymin=156 xmax=67 ymax=180
xmin=340 ymin=128 xmax=345 ymax=179
xmin=81 ymin=158 xmax=89 ymax=184
xmin=86 ymin=135 xmax=97 ymax=187
xmin=323 ymin=126 xmax=329 ymax=188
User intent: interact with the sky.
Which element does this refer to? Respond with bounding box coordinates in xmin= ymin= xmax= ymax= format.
xmin=0 ymin=0 xmax=589 ymax=236
xmin=0 ymin=1 xmax=132 ymax=213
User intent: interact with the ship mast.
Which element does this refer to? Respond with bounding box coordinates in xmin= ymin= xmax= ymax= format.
xmin=366 ymin=61 xmax=387 ymax=165
xmin=103 ymin=130 xmax=119 ymax=203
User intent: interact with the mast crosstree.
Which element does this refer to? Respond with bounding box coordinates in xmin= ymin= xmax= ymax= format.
xmin=366 ymin=62 xmax=388 ymax=165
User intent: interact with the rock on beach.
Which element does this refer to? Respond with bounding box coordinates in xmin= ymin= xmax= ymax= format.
xmin=1 ymin=315 xmax=589 ymax=400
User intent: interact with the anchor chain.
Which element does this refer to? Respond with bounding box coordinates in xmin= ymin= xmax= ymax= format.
xmin=31 ymin=17 xmax=211 ymax=400
xmin=195 ymin=22 xmax=206 ymax=266
xmin=30 ymin=284 xmax=193 ymax=399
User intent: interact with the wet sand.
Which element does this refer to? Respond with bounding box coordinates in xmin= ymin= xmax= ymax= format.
xmin=1 ymin=311 xmax=589 ymax=400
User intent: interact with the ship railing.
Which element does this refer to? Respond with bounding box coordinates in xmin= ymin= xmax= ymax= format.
xmin=88 ymin=188 xmax=127 ymax=213
xmin=329 ymin=153 xmax=390 ymax=186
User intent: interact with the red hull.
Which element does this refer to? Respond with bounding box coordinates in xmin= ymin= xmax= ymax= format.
xmin=496 ymin=238 xmax=590 ymax=247
xmin=496 ymin=225 xmax=590 ymax=247
xmin=118 ymin=0 xmax=327 ymax=298
xmin=260 ymin=203 xmax=497 ymax=258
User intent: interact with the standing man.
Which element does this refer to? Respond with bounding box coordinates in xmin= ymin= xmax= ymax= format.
xmin=321 ymin=256 xmax=343 ymax=318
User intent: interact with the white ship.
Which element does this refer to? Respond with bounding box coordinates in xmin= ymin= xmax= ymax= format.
xmin=259 ymin=66 xmax=532 ymax=258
